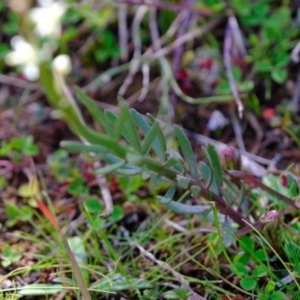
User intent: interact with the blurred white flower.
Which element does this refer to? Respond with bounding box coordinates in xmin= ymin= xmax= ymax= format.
xmin=29 ymin=0 xmax=66 ymax=38
xmin=5 ymin=36 xmax=40 ymax=81
xmin=52 ymin=54 xmax=72 ymax=76
xmin=5 ymin=35 xmax=53 ymax=81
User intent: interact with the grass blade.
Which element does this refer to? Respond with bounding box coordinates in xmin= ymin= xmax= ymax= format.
xmin=94 ymin=161 xmax=126 ymax=175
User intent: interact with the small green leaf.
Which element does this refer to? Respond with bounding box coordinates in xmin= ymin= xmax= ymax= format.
xmin=252 ymin=265 xmax=267 ymax=278
xmin=233 ymin=262 xmax=248 ymax=276
xmin=207 ymin=145 xmax=223 ymax=193
xmin=84 ymin=197 xmax=103 ymax=214
xmin=110 ymin=205 xmax=124 ymax=221
xmin=60 ymin=141 xmax=107 ymax=154
xmin=258 ymin=294 xmax=269 ymax=300
xmin=271 ymin=68 xmax=287 ymax=84
xmin=199 ymin=161 xmax=215 ymax=192
xmin=18 ymin=284 xmax=65 ymax=296
xmin=106 ymin=106 xmax=142 ymax=152
xmin=131 ymin=110 xmax=166 ymax=161
xmin=239 ymin=236 xmax=254 ymax=253
xmin=269 ymin=291 xmax=286 ymax=300
xmin=265 ymin=280 xmax=276 ymax=293
xmin=165 ymin=185 xmax=177 ymax=200
xmin=191 ymin=185 xmax=201 ymax=197
xmin=157 ymin=196 xmax=172 ymax=204
xmin=240 ymin=277 xmax=257 ymax=290
xmin=164 ymin=150 xmax=185 ymax=173
xmin=94 ymin=161 xmax=126 ymax=175
xmin=233 ymin=253 xmax=250 ymax=265
xmin=104 ymin=154 xmax=141 ymax=175
xmin=255 ymin=249 xmax=268 ymax=261
xmin=141 ymin=121 xmax=160 ymax=155
xmin=75 ymin=87 xmax=114 ymax=135
xmin=118 ymin=100 xmax=142 ymax=153
xmin=174 ymin=125 xmax=199 ymax=180
xmin=158 ymin=198 xmax=211 ymax=214
xmin=176 ymin=175 xmax=190 ymax=189
xmin=147 ymin=113 xmax=167 ymax=160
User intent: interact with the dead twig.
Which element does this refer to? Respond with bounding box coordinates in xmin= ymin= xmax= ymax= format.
xmin=223 ymin=19 xmax=244 ymax=118
xmin=132 ymin=241 xmax=206 ymax=300
xmin=94 ymin=161 xmax=114 ymax=219
xmin=118 ymin=5 xmax=148 ymax=96
xmin=0 ymin=74 xmax=39 ymax=90
xmin=230 ymin=108 xmax=246 ymax=151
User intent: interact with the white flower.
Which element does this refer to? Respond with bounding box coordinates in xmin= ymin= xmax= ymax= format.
xmin=5 ymin=36 xmax=40 ymax=81
xmin=5 ymin=35 xmax=53 ymax=81
xmin=52 ymin=54 xmax=72 ymax=76
xmin=29 ymin=0 xmax=66 ymax=38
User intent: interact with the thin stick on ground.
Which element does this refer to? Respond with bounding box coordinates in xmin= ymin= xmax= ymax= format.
xmin=94 ymin=161 xmax=114 ymax=219
xmin=132 ymin=241 xmax=206 ymax=300
xmin=223 ymin=19 xmax=244 ymax=118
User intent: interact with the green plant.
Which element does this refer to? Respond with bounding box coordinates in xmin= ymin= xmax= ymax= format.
xmin=1 ymin=245 xmax=22 ymax=268
xmin=4 ymin=203 xmax=33 ymax=227
xmin=0 ymin=136 xmax=39 ymax=163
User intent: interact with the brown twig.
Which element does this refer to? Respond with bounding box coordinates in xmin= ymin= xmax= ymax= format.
xmin=132 ymin=241 xmax=206 ymax=300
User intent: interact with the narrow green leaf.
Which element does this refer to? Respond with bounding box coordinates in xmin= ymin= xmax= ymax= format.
xmin=164 ymin=149 xmax=185 ymax=173
xmin=94 ymin=161 xmax=125 ymax=175
xmin=106 ymin=107 xmax=142 ymax=153
xmin=105 ymin=109 xmax=127 ymax=142
xmin=199 ymin=162 xmax=217 ymax=194
xmin=104 ymin=154 xmax=141 ymax=175
xmin=174 ymin=125 xmax=199 ymax=180
xmin=18 ymin=284 xmax=64 ymax=296
xmin=75 ymin=87 xmax=114 ymax=135
xmin=118 ymin=100 xmax=142 ymax=153
xmin=201 ymin=147 xmax=214 ymax=189
xmin=165 ymin=184 xmax=177 ymax=199
xmin=141 ymin=121 xmax=160 ymax=155
xmin=159 ymin=199 xmax=212 ymax=214
xmin=114 ymin=167 xmax=141 ymax=176
xmin=207 ymin=144 xmax=223 ymax=193
xmin=147 ymin=113 xmax=167 ymax=160
xmin=60 ymin=141 xmax=107 ymax=154
xmin=131 ymin=109 xmax=166 ymax=161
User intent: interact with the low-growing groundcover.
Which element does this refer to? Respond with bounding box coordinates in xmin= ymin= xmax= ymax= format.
xmin=1 ymin=1 xmax=300 ymax=299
